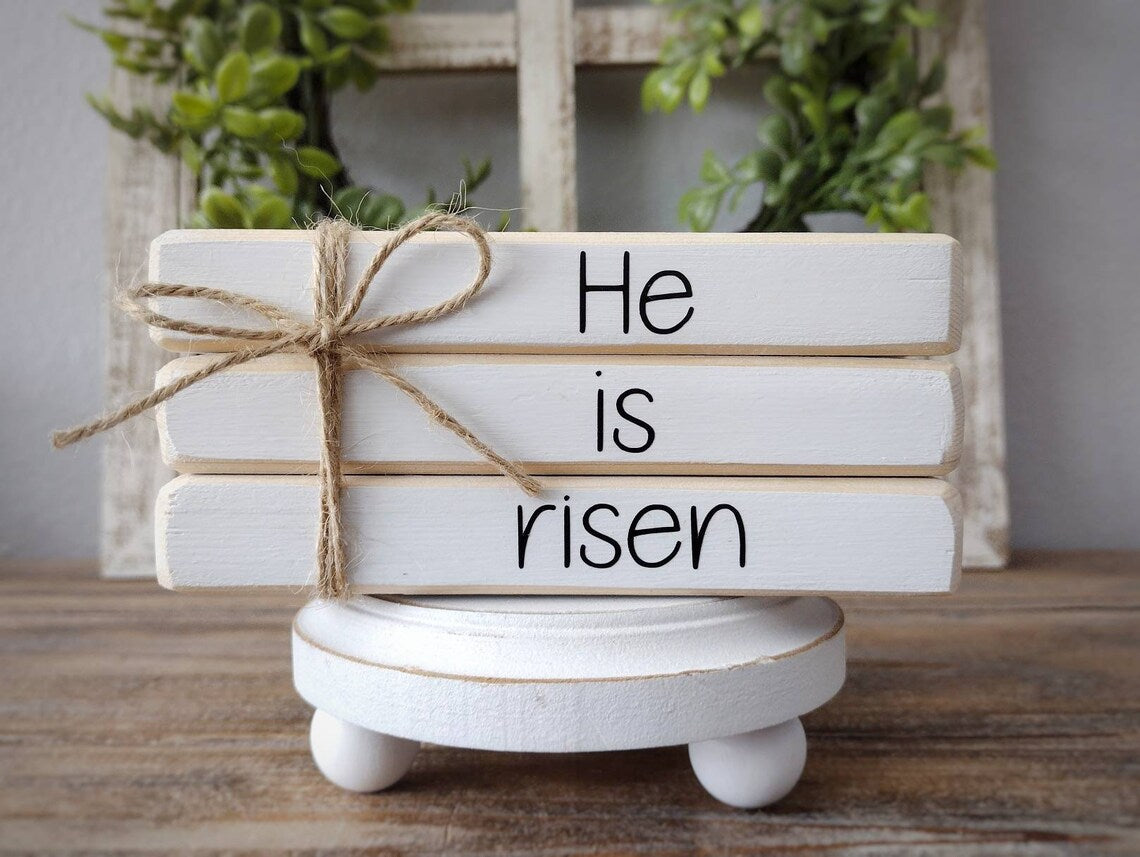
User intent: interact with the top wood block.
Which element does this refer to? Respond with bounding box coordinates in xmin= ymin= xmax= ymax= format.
xmin=149 ymin=231 xmax=962 ymax=355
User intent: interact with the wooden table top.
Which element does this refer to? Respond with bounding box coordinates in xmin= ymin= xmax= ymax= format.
xmin=1 ymin=551 xmax=1136 ymax=855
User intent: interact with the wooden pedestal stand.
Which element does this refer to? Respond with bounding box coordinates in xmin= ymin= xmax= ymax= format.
xmin=293 ymin=594 xmax=845 ymax=808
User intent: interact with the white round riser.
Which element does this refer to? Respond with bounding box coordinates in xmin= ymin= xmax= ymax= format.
xmin=292 ymin=595 xmax=844 ymax=757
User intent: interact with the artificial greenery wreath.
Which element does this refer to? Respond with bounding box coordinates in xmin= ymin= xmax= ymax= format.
xmin=78 ymin=0 xmax=490 ymax=229
xmin=642 ymin=0 xmax=997 ymax=232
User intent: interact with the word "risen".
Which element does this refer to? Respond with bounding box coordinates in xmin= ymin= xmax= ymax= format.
xmin=517 ymin=497 xmax=746 ymax=570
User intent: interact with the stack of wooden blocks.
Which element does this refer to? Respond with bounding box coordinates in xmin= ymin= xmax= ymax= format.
xmin=147 ymin=229 xmax=962 ymax=808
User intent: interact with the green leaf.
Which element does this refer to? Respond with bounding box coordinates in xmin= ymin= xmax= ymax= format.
xmin=333 ymin=186 xmax=405 ymax=227
xmin=919 ymin=59 xmax=946 ymax=98
xmin=864 ymin=109 xmax=922 ymax=158
xmin=319 ymin=6 xmax=374 ymax=39
xmin=677 ymin=187 xmax=722 ymax=232
xmin=295 ymin=145 xmax=343 ymax=178
xmin=260 ymin=107 xmax=306 ymax=140
xmin=922 ymin=143 xmax=965 ymax=168
xmin=699 ymin=149 xmax=730 ymax=185
xmin=901 ymin=5 xmax=940 ymax=28
xmin=701 ymin=49 xmax=726 ymax=77
xmin=183 ymin=18 xmax=224 ymax=74
xmin=240 ymin=3 xmax=283 ymax=53
xmin=332 ymin=185 xmax=369 ymax=219
xmin=738 ymin=2 xmax=764 ymax=38
xmin=298 ymin=12 xmax=329 ymax=58
xmin=179 ymin=138 xmax=203 ymax=174
xmin=779 ymin=35 xmax=809 ymax=77
xmin=688 ymin=71 xmax=711 ymax=112
xmin=763 ymin=75 xmax=799 ymax=117
xmin=221 ymin=106 xmax=267 ymax=138
xmin=735 ymin=149 xmax=782 ymax=184
xmin=827 ymin=87 xmax=861 ymax=114
xmin=800 ymin=96 xmax=827 ymax=137
xmin=171 ymin=90 xmax=216 ymax=121
xmin=252 ymin=55 xmax=302 ymax=98
xmin=855 ymin=94 xmax=891 ymax=136
xmin=269 ymin=155 xmax=300 ymax=194
xmin=757 ymin=114 xmax=793 ymax=158
xmin=641 ymin=67 xmax=671 ymax=112
xmin=920 ymin=105 xmax=953 ymax=132
xmin=250 ymin=195 xmax=294 ymax=228
xmin=215 ymin=51 xmax=252 ymax=103
xmin=966 ymin=144 xmax=998 ymax=169
xmin=200 ymin=188 xmax=247 ymax=228
xmin=359 ymin=193 xmax=405 ymax=228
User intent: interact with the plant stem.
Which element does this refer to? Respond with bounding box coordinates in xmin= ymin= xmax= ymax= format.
xmin=742 ymin=204 xmax=809 ymax=232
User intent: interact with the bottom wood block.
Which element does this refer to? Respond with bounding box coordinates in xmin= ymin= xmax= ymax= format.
xmin=158 ymin=475 xmax=961 ymax=594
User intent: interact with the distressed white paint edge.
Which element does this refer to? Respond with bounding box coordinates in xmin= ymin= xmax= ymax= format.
xmin=156 ymin=354 xmax=963 ymax=474
xmin=292 ymin=594 xmax=845 ymax=752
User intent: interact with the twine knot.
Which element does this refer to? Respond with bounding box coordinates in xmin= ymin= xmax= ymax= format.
xmin=54 ymin=211 xmax=541 ymax=598
xmin=305 ymin=319 xmax=338 ymax=356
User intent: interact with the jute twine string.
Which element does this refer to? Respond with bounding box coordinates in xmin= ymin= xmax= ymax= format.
xmin=54 ymin=211 xmax=541 ymax=598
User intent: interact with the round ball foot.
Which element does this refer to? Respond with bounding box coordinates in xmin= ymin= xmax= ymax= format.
xmin=309 ymin=709 xmax=420 ymax=792
xmin=688 ymin=718 xmax=807 ymax=809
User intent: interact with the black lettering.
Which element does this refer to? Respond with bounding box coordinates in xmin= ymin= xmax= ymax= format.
xmin=690 ymin=504 xmax=747 ymax=568
xmin=517 ymin=504 xmax=556 ymax=568
xmin=627 ymin=504 xmax=682 ymax=568
xmin=613 ymin=388 xmax=656 ymax=454
xmin=639 ymin=269 xmax=694 ymax=335
xmin=580 ymin=251 xmax=630 ymax=334
xmin=580 ymin=504 xmax=622 ymax=568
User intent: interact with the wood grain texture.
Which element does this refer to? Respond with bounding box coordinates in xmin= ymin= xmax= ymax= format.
xmin=1 ymin=552 xmax=1135 ymax=854
xmin=516 ymin=0 xmax=577 ymax=231
xmin=918 ymin=0 xmax=1011 ymax=568
xmin=156 ymin=354 xmax=963 ymax=476
xmin=157 ymin=475 xmax=962 ymax=594
xmin=148 ymin=231 xmax=962 ymax=354
xmin=101 ymin=67 xmax=192 ymax=579
xmin=369 ymin=7 xmax=681 ymax=72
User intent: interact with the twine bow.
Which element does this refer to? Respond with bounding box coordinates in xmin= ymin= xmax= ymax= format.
xmin=54 ymin=211 xmax=541 ymax=598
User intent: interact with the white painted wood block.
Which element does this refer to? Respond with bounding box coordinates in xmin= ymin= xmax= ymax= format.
xmin=157 ymin=354 xmax=962 ymax=476
xmin=148 ymin=231 xmax=962 ymax=355
xmin=292 ymin=593 xmax=845 ymax=752
xmin=158 ymin=475 xmax=961 ymax=593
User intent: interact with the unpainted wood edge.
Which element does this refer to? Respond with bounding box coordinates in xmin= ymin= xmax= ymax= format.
xmin=159 ymin=352 xmax=962 ymax=373
xmin=943 ymin=362 xmax=965 ymax=470
xmin=946 ymin=235 xmax=965 ymax=353
xmin=290 ymin=608 xmax=845 ymax=685
xmin=164 ymin=460 xmax=959 ymax=478
xmin=945 ymin=480 xmax=965 ymax=591
xmin=153 ymin=478 xmax=178 ymax=591
xmin=150 ymin=228 xmax=962 ymax=246
xmin=151 ymin=337 xmax=960 ymax=356
xmin=175 ymin=472 xmax=956 ymax=495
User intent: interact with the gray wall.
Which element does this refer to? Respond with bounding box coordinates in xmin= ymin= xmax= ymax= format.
xmin=2 ymin=1 xmax=1138 ymax=557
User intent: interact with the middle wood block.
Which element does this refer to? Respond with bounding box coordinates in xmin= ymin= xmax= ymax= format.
xmin=157 ymin=354 xmax=961 ymax=476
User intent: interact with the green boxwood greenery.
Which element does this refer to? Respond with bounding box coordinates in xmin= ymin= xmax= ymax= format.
xmin=642 ymin=0 xmax=997 ymax=232
xmin=77 ymin=0 xmax=491 ymax=229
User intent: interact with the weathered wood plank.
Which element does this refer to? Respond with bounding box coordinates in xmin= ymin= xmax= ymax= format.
xmin=918 ymin=0 xmax=1011 ymax=568
xmin=371 ymin=7 xmax=678 ymax=72
xmin=516 ymin=0 xmax=577 ymax=231
xmin=100 ymin=67 xmax=191 ymax=578
xmin=1 ymin=553 xmax=1135 ymax=853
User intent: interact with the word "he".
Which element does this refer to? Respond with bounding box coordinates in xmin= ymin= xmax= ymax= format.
xmin=579 ymin=251 xmax=695 ymax=335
